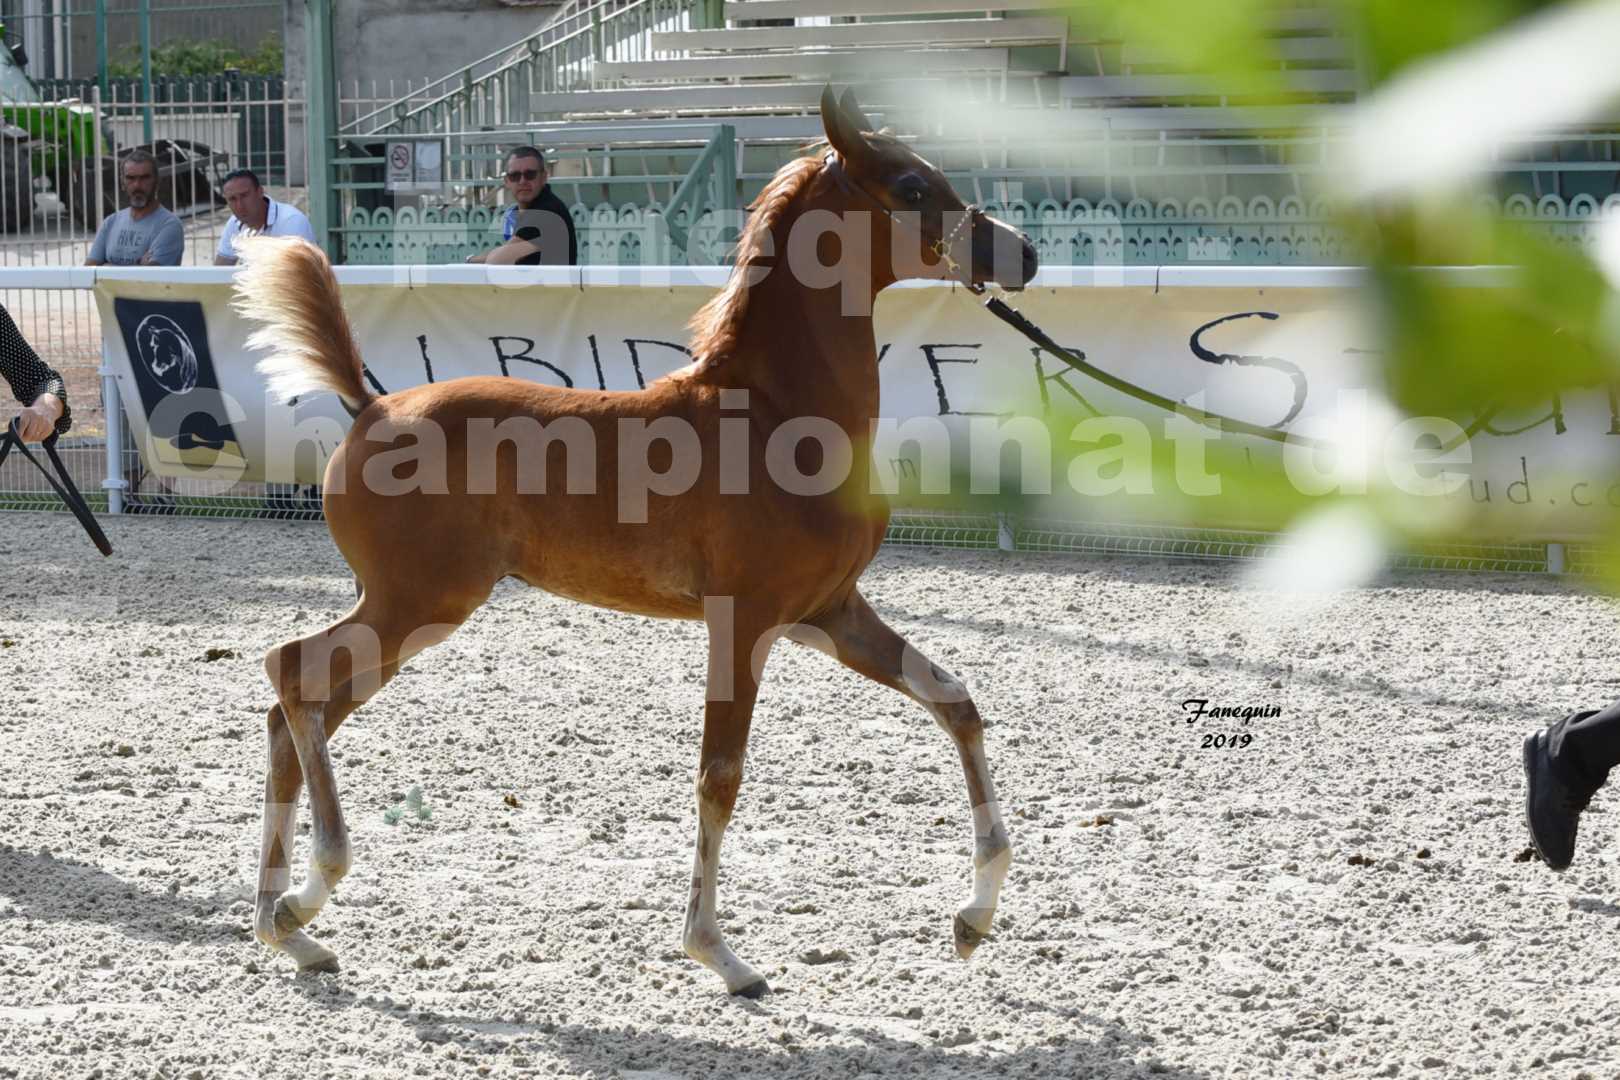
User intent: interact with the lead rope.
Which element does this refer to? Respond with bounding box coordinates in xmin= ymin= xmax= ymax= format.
xmin=975 ymin=285 xmax=1490 ymax=455
xmin=826 ymin=152 xmax=1481 ymax=454
xmin=975 ymin=287 xmax=1328 ymax=450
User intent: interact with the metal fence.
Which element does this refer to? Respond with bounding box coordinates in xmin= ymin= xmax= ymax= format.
xmin=2 ymin=453 xmax=1599 ymax=577
xmin=1 ymin=77 xmax=309 ymax=449
xmin=0 ymin=428 xmax=323 ymax=519
xmin=39 ymin=74 xmax=296 ymax=182
xmin=0 ymin=261 xmax=1603 ymax=573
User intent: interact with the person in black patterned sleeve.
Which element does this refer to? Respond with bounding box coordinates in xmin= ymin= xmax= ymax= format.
xmin=1 ymin=303 xmax=70 ymax=442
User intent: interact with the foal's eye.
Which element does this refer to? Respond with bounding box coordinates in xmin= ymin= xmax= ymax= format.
xmin=903 ymin=188 xmax=924 ymax=206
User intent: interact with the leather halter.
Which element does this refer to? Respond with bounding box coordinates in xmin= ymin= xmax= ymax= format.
xmin=822 ymin=151 xmax=985 ymax=294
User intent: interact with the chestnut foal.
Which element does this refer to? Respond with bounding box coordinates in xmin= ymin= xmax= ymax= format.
xmin=238 ymin=89 xmax=1037 ymax=995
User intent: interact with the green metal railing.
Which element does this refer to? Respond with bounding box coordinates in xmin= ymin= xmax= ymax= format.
xmin=335 ymin=188 xmax=1620 ymax=268
xmin=664 ymin=124 xmax=736 ymax=260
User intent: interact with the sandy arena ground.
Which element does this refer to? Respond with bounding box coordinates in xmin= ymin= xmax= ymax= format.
xmin=3 ymin=512 xmax=1619 ymax=1079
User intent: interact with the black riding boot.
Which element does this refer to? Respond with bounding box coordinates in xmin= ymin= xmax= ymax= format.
xmin=1523 ymin=706 xmax=1620 ymax=870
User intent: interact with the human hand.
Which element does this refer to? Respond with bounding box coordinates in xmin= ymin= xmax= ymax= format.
xmin=139 ymin=251 xmax=157 ymax=266
xmin=11 ymin=398 xmax=61 ymax=442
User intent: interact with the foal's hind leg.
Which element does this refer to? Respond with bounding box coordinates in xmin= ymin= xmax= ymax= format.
xmin=255 ymin=701 xmax=331 ymax=971
xmin=683 ymin=603 xmax=781 ymax=997
xmin=259 ymin=587 xmax=479 ymax=970
xmin=253 ymin=666 xmax=396 ymax=971
xmin=799 ymin=590 xmax=1011 ymax=960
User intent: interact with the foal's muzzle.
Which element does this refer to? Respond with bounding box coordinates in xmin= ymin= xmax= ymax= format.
xmin=973 ymin=215 xmax=1039 ymax=291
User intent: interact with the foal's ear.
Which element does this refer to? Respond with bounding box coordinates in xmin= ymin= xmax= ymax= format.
xmin=820 ymin=84 xmax=872 ymax=167
xmin=838 ymin=88 xmax=877 ymax=134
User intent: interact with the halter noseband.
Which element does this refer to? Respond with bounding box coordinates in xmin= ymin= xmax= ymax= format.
xmin=822 ymin=151 xmax=985 ymax=294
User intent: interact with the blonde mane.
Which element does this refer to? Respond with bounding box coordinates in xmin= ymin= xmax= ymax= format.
xmin=686 ymin=150 xmax=829 ymax=367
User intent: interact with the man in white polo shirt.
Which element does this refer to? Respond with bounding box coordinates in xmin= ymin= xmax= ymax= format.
xmin=213 ymin=169 xmax=316 ymax=264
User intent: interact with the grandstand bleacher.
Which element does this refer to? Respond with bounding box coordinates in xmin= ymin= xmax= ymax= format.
xmin=334 ymin=0 xmax=1617 ymax=267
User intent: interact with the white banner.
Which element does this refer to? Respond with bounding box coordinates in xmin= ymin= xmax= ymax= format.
xmin=92 ymin=266 xmax=1616 ymax=538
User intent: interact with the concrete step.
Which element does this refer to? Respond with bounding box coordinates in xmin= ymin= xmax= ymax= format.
xmin=871 ymin=102 xmax=1352 ymax=142
xmin=1269 ymin=7 xmax=1341 ymax=32
xmin=1122 ymin=35 xmax=1350 ymax=67
xmin=651 ymin=16 xmax=1069 ymax=52
xmin=534 ymin=78 xmax=960 ymax=116
xmin=1097 ymin=103 xmax=1351 ymax=132
xmin=1059 ymin=70 xmax=1359 ymax=103
xmin=721 ymin=0 xmax=1336 ymax=32
xmin=596 ymin=46 xmax=1010 ymax=83
xmin=470 ymin=114 xmax=866 ymax=146
xmin=723 ymin=0 xmax=1074 ymax=18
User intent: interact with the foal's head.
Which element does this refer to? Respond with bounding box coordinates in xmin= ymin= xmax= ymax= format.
xmin=819 ymin=87 xmax=1039 ymax=293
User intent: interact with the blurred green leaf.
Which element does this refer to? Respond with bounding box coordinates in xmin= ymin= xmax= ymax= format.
xmin=1347 ymin=0 xmax=1560 ymax=85
xmin=1099 ymin=0 xmax=1294 ymax=99
xmin=1367 ymin=205 xmax=1617 ymax=419
xmin=1047 ymin=0 xmax=1620 ymax=579
xmin=1080 ymin=0 xmax=1565 ymax=93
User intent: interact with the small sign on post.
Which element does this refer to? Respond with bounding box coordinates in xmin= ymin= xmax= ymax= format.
xmin=385 ymin=138 xmax=446 ymax=193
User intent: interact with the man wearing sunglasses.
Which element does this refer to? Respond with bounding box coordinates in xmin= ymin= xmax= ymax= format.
xmin=468 ymin=146 xmax=578 ymax=266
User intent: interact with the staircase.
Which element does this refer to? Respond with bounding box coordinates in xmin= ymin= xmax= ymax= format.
xmin=343 ymin=0 xmax=702 ymax=138
xmin=338 ymin=1 xmax=1382 ymax=267
xmin=541 ymin=1 xmax=1072 ymax=138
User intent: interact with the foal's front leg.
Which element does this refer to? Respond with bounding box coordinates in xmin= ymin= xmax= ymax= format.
xmin=800 ymin=590 xmax=1011 ymax=959
xmin=683 ymin=602 xmax=779 ymax=997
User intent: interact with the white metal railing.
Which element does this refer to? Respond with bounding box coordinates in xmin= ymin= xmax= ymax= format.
xmin=342 ymin=0 xmax=700 ymax=137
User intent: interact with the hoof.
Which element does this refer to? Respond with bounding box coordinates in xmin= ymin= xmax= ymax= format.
xmin=298 ymin=951 xmax=341 ymax=975
xmin=732 ymin=977 xmax=771 ymax=999
xmin=282 ymin=930 xmax=340 ymax=973
xmin=953 ymin=913 xmax=987 ymax=960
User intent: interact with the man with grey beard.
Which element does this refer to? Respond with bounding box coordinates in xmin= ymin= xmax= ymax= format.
xmin=85 ymin=149 xmax=184 ymax=266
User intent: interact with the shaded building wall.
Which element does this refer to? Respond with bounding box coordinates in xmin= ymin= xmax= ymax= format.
xmin=283 ymin=0 xmax=563 ymax=185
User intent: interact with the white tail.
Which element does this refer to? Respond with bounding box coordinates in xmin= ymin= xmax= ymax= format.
xmin=232 ymin=236 xmax=375 ymax=417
